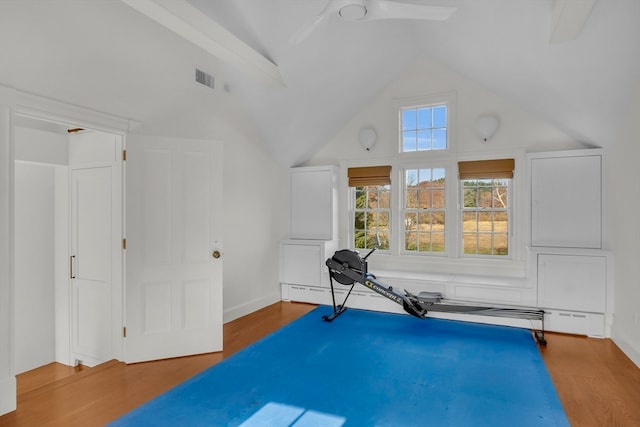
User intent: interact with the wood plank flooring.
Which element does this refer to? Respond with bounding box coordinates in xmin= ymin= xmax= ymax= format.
xmin=1 ymin=301 xmax=639 ymax=427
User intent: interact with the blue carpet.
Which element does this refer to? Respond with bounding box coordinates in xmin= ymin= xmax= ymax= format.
xmin=109 ymin=306 xmax=569 ymax=427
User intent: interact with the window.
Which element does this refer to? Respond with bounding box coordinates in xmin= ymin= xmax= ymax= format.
xmin=461 ymin=179 xmax=510 ymax=255
xmin=401 ymin=104 xmax=447 ymax=152
xmin=349 ymin=166 xmax=392 ymax=250
xmin=403 ymin=168 xmax=446 ymax=253
xmin=353 ymin=185 xmax=390 ymax=250
xmin=459 ymin=159 xmax=514 ymax=257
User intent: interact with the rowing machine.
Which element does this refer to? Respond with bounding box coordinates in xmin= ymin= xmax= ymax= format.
xmin=323 ymin=248 xmax=547 ymax=345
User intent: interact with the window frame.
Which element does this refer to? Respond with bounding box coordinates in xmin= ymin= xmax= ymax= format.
xmin=400 ymin=165 xmax=448 ymax=256
xmin=459 ymin=177 xmax=512 ymax=258
xmin=395 ymin=92 xmax=456 ymax=157
xmin=350 ymin=184 xmax=392 ymax=252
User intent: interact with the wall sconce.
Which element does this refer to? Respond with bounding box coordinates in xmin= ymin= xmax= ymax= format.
xmin=475 ymin=114 xmax=500 ymax=143
xmin=358 ymin=127 xmax=377 ymax=151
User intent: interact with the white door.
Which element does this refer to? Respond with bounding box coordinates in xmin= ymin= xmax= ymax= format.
xmin=69 ymin=131 xmax=123 ymax=367
xmin=125 ymin=135 xmax=223 ymax=363
xmin=70 ymin=167 xmax=115 ymax=366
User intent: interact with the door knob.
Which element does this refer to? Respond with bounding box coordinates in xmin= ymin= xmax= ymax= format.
xmin=212 ymin=250 xmax=221 ymax=259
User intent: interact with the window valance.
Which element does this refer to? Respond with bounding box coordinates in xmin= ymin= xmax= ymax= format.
xmin=347 ymin=166 xmax=392 ymax=187
xmin=458 ymin=159 xmax=514 ymax=180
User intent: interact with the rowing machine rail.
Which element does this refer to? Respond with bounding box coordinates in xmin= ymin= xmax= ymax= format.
xmin=324 ymin=248 xmax=547 ymax=346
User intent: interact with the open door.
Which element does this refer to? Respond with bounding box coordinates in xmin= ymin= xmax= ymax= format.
xmin=125 ymin=135 xmax=223 ymax=363
xmin=69 ymin=130 xmax=123 ymax=367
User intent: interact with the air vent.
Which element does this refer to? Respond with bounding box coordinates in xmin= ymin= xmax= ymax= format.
xmin=195 ymin=68 xmax=214 ymax=89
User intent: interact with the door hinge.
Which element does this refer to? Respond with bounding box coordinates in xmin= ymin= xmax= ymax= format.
xmin=122 ymin=238 xmax=127 ymax=250
xmin=122 ymin=149 xmax=127 ymax=161
xmin=123 ymin=327 xmax=127 ymax=338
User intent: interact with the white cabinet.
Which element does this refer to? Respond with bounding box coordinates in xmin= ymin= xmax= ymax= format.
xmin=290 ymin=166 xmax=338 ymax=240
xmin=280 ymin=240 xmax=339 ymax=288
xmin=537 ymin=254 xmax=606 ymax=313
xmin=533 ymin=250 xmax=612 ymax=337
xmin=528 ymin=149 xmax=611 ymax=337
xmin=529 ymin=149 xmax=602 ymax=248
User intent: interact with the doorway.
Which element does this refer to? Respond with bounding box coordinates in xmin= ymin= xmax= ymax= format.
xmin=13 ymin=114 xmax=123 ymax=372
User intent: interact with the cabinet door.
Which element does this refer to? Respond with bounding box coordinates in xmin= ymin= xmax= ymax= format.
xmin=537 ymin=254 xmax=606 ymax=313
xmin=530 ymin=154 xmax=601 ymax=248
xmin=282 ymin=244 xmax=322 ymax=286
xmin=290 ymin=167 xmax=336 ymax=240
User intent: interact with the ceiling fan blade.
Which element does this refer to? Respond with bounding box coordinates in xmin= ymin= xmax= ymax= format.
xmin=367 ymin=0 xmax=458 ymax=21
xmin=289 ymin=0 xmax=345 ymax=44
xmin=290 ymin=13 xmax=326 ymax=45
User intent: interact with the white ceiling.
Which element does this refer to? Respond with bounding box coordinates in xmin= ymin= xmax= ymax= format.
xmin=1 ymin=0 xmax=639 ymax=166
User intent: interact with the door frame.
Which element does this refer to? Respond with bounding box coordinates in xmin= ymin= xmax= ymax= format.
xmin=0 ymin=84 xmax=131 ymax=415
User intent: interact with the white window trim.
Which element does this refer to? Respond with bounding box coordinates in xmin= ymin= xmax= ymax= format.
xmin=393 ymin=90 xmax=457 ymax=156
xmin=459 ymin=177 xmax=513 ymax=259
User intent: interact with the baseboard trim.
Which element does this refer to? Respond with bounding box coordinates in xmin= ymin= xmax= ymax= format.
xmin=0 ymin=374 xmax=16 ymax=416
xmin=223 ymin=292 xmax=281 ymax=324
xmin=612 ymin=329 xmax=640 ymax=369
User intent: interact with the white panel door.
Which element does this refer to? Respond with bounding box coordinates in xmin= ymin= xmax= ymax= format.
xmin=125 ymin=135 xmax=223 ymax=363
xmin=70 ymin=166 xmax=118 ymax=367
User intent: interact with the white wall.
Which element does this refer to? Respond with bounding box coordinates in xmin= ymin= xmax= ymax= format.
xmin=308 ymin=54 xmax=584 ymax=167
xmin=14 ymin=126 xmax=68 ymax=165
xmin=608 ymin=82 xmax=640 ymax=366
xmin=13 ymin=162 xmax=56 ymax=374
xmin=0 ymin=105 xmax=16 ymax=415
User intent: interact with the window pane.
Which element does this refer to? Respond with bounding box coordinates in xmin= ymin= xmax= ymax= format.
xmin=378 ymin=188 xmax=390 ymax=208
xmin=402 ymin=109 xmax=416 ymax=131
xmin=463 ymin=211 xmax=477 ymax=231
xmin=478 ymin=187 xmax=493 ymax=208
xmin=355 ymin=189 xmax=367 ymax=209
xmin=431 ymin=232 xmax=445 ymax=252
xmin=417 ymin=107 xmax=432 ymax=128
xmin=431 ymin=188 xmax=445 ymax=209
xmin=377 ymin=211 xmax=390 ymax=229
xmin=400 ymin=104 xmax=447 ymax=152
xmin=417 ymin=211 xmax=430 ymax=227
xmin=417 ymin=130 xmax=431 ymax=151
xmin=405 ymin=231 xmax=417 ymax=251
xmin=463 ymin=234 xmax=477 ymax=254
xmin=493 ymin=234 xmax=508 ymax=255
xmin=418 ymin=235 xmax=431 ymax=252
xmin=367 ymin=189 xmax=380 ymax=209
xmin=406 ymin=169 xmax=418 ymax=186
xmin=405 ymin=212 xmax=418 ymax=231
xmin=432 ymin=168 xmax=445 ymax=184
xmin=433 ymin=106 xmax=447 ymax=127
xmin=432 ymin=211 xmax=445 ymax=226
xmin=402 ymin=131 xmax=416 ymax=151
xmin=406 ymin=188 xmax=418 ymax=208
xmin=433 ymin=128 xmax=447 ymax=150
xmin=493 ymin=187 xmax=508 ymax=208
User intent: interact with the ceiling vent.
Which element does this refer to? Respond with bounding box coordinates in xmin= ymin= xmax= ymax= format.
xmin=195 ymin=68 xmax=214 ymax=89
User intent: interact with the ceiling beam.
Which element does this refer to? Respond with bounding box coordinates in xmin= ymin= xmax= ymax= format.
xmin=550 ymin=0 xmax=597 ymax=44
xmin=121 ymin=0 xmax=285 ymax=88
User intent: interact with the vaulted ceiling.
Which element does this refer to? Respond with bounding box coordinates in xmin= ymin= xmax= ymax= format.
xmin=1 ymin=0 xmax=639 ymax=166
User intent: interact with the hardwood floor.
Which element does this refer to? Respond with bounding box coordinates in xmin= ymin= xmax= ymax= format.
xmin=1 ymin=301 xmax=639 ymax=426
